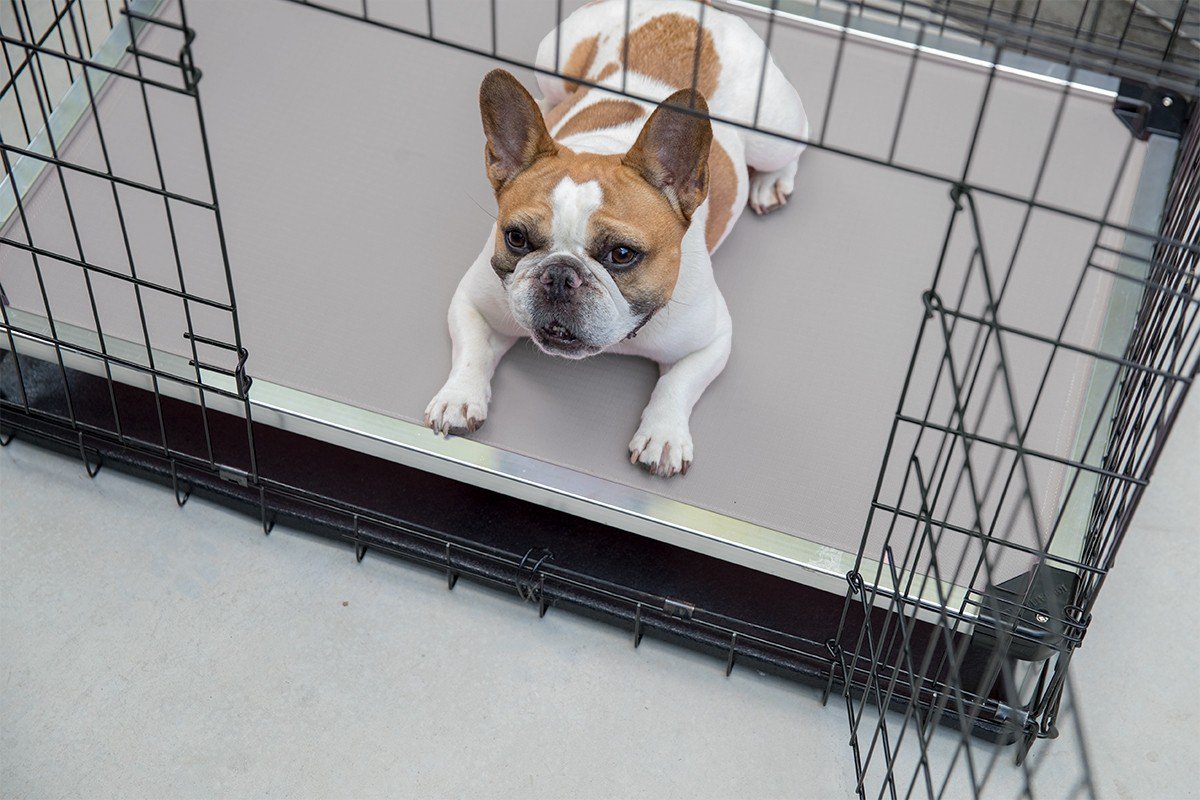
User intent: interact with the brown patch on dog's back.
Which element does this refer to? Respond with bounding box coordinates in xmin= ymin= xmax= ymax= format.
xmin=543 ymin=40 xmax=604 ymax=131
xmin=562 ymin=35 xmax=599 ymax=92
xmin=544 ymin=63 xmax=622 ymax=135
xmin=544 ymin=62 xmax=619 ymax=135
xmin=545 ymin=88 xmax=586 ymax=131
xmin=595 ymin=62 xmax=619 ymax=81
xmin=705 ymin=140 xmax=736 ymax=252
xmin=623 ymin=14 xmax=720 ymax=99
xmin=555 ymin=99 xmax=645 ymax=140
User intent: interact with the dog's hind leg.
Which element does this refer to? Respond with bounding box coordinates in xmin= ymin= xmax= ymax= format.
xmin=742 ymin=55 xmax=809 ymax=215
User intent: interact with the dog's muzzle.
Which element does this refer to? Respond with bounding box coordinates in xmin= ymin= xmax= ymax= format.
xmin=528 ymin=256 xmax=593 ymax=353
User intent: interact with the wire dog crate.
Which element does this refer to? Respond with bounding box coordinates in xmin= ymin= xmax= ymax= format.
xmin=1 ymin=0 xmax=1196 ymax=796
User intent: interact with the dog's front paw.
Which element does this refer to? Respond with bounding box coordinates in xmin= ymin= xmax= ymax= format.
xmin=424 ymin=384 xmax=489 ymax=436
xmin=629 ymin=414 xmax=693 ymax=478
xmin=748 ymin=161 xmax=798 ymax=215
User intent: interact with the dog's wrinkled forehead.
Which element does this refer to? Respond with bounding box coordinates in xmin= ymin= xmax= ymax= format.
xmin=550 ymin=177 xmax=602 ymax=254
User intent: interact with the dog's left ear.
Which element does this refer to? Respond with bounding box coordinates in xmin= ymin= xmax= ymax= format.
xmin=623 ymin=90 xmax=712 ymax=222
xmin=479 ymin=69 xmax=558 ymax=192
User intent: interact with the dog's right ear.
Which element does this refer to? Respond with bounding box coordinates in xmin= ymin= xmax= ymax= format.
xmin=479 ymin=69 xmax=558 ymax=192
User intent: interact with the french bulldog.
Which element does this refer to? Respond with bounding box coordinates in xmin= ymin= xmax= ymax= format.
xmin=425 ymin=0 xmax=808 ymax=476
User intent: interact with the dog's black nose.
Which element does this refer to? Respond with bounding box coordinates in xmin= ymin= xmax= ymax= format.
xmin=540 ymin=262 xmax=583 ymax=302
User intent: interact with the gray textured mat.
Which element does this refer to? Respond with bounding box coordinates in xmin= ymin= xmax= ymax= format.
xmin=0 ymin=0 xmax=1145 ymax=574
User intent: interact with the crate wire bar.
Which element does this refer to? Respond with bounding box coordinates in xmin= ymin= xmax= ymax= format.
xmin=2 ymin=2 xmax=1198 ymax=798
xmin=928 ymin=0 xmax=1199 ymax=77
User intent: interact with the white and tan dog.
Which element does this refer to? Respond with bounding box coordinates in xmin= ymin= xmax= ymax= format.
xmin=425 ymin=0 xmax=808 ymax=476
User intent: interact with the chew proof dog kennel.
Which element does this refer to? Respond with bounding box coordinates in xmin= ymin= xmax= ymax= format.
xmin=1 ymin=0 xmax=1197 ymax=796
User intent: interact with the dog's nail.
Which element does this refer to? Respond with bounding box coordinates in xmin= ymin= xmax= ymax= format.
xmin=681 ymin=461 xmax=690 ymax=475
xmin=630 ymin=448 xmax=640 ymax=464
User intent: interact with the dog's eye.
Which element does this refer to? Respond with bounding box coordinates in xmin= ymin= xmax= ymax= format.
xmin=607 ymin=245 xmax=640 ymax=268
xmin=504 ymin=228 xmax=529 ymax=252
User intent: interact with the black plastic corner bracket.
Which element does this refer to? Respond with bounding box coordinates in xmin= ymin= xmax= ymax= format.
xmin=972 ymin=566 xmax=1080 ymax=662
xmin=1113 ymin=79 xmax=1190 ymax=140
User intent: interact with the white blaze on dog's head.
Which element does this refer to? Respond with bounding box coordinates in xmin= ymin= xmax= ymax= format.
xmin=477 ymin=69 xmax=712 ymax=358
xmin=550 ymin=177 xmax=602 ymax=255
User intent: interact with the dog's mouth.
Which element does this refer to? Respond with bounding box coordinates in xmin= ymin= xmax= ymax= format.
xmin=538 ymin=320 xmax=583 ymax=350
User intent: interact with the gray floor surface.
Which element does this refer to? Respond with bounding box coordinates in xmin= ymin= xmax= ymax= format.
xmin=1 ymin=391 xmax=1197 ymax=798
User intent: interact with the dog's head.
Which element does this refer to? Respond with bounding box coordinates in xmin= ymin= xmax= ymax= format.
xmin=479 ymin=69 xmax=712 ymax=358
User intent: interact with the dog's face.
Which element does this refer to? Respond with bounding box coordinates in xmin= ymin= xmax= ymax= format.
xmin=479 ymin=69 xmax=712 ymax=358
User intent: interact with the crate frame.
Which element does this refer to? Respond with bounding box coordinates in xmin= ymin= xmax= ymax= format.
xmin=2 ymin=1 xmax=1197 ymax=797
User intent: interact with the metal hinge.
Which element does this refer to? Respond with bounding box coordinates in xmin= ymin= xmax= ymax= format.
xmin=218 ymin=466 xmax=250 ymax=487
xmin=1113 ymin=79 xmax=1190 ymax=140
xmin=663 ymin=597 xmax=694 ymax=619
xmin=515 ymin=547 xmax=554 ymax=617
xmin=972 ymin=566 xmax=1082 ymax=662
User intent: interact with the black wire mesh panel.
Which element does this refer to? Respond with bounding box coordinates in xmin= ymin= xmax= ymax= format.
xmin=822 ymin=3 xmax=1200 ymax=798
xmin=826 ymin=123 xmax=1198 ymax=799
xmin=0 ymin=0 xmax=260 ymax=503
xmin=932 ymin=0 xmax=1199 ymax=76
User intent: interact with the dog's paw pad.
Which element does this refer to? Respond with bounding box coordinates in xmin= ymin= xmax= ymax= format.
xmin=629 ymin=418 xmax=693 ymax=478
xmin=748 ymin=162 xmax=798 ymax=216
xmin=424 ymin=386 xmax=488 ymax=437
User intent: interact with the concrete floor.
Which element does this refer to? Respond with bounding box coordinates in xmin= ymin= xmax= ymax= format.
xmin=1 ymin=391 xmax=1197 ymax=798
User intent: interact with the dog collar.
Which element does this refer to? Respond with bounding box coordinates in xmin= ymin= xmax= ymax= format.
xmin=625 ymin=306 xmax=662 ymax=340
